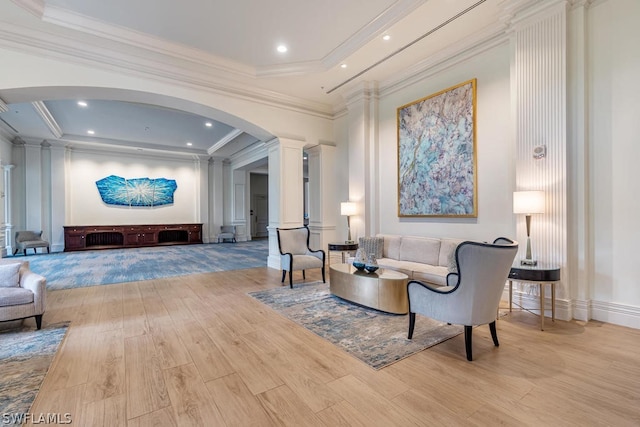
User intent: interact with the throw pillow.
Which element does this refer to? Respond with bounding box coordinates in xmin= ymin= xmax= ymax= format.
xmin=447 ymin=247 xmax=459 ymax=274
xmin=359 ymin=236 xmax=383 ymax=259
xmin=0 ymin=262 xmax=21 ymax=287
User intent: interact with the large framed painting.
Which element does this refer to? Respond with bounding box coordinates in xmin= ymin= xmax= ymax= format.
xmin=397 ymin=78 xmax=477 ymax=217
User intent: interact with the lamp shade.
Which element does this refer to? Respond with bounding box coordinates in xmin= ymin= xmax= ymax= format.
xmin=513 ymin=191 xmax=545 ymax=214
xmin=340 ymin=202 xmax=357 ymax=216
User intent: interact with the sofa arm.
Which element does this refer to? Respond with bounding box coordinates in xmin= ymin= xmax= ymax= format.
xmin=20 ymin=270 xmax=46 ymax=314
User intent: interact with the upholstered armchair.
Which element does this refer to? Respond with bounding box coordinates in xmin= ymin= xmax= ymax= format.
xmin=276 ymin=226 xmax=325 ymax=288
xmin=216 ymin=225 xmax=237 ymax=243
xmin=14 ymin=230 xmax=50 ymax=255
xmin=0 ymin=260 xmax=46 ymax=329
xmin=407 ymin=238 xmax=518 ymax=361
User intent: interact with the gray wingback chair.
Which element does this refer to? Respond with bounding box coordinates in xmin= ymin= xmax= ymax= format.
xmin=407 ymin=237 xmax=518 ymax=361
xmin=276 ymin=226 xmax=325 ymax=288
xmin=14 ymin=230 xmax=50 ymax=255
xmin=216 ymin=225 xmax=237 ymax=243
xmin=0 ymin=260 xmax=46 ymax=329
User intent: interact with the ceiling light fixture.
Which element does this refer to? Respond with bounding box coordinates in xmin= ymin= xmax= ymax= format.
xmin=205 ymin=122 xmax=212 ymax=127
xmin=186 ymin=142 xmax=193 ymax=146
xmin=277 ymin=44 xmax=288 ymax=53
xmin=341 ymin=64 xmax=347 ymax=69
xmin=87 ymin=130 xmax=95 ymax=135
xmin=382 ymin=34 xmax=391 ymax=41
xmin=77 ymin=101 xmax=88 ymax=107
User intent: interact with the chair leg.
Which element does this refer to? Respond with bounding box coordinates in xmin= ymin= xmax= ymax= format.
xmin=464 ymin=326 xmax=473 ymax=361
xmin=35 ymin=315 xmax=42 ymax=330
xmin=321 ymin=266 xmax=325 ymax=283
xmin=13 ymin=248 xmax=17 ymax=255
xmin=281 ymin=270 xmax=286 ymax=283
xmin=23 ymin=249 xmax=27 ymax=256
xmin=47 ymin=246 xmax=50 ymax=253
xmin=302 ymin=270 xmax=306 ymax=280
xmin=408 ymin=312 xmax=416 ymax=339
xmin=289 ymin=270 xmax=293 ymax=289
xmin=489 ymin=321 xmax=499 ymax=347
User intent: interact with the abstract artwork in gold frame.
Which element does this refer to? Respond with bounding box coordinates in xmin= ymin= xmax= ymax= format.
xmin=397 ymin=79 xmax=477 ymax=217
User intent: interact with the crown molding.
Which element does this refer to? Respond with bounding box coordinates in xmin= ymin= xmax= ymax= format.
xmin=0 ymin=21 xmax=334 ymax=120
xmin=10 ymin=0 xmax=44 ymax=18
xmin=0 ymin=97 xmax=8 ymax=113
xmin=207 ymin=129 xmax=244 ymax=156
xmin=59 ymin=134 xmax=207 ymax=157
xmin=379 ymin=21 xmax=508 ymax=98
xmin=31 ymin=100 xmax=62 ymax=138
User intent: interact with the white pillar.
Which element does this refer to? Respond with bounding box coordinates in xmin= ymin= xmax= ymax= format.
xmin=49 ymin=142 xmax=66 ymax=252
xmin=307 ymin=144 xmax=338 ymax=253
xmin=231 ymin=168 xmax=248 ymax=241
xmin=209 ymin=157 xmax=225 ymax=242
xmin=2 ymin=164 xmax=14 ymax=256
xmin=195 ymin=155 xmax=210 ymax=243
xmin=267 ymin=137 xmax=305 ymax=269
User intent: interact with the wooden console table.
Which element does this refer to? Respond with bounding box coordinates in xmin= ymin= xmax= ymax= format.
xmin=64 ymin=223 xmax=202 ymax=251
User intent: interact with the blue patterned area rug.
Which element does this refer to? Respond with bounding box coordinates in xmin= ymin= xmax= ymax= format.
xmin=249 ymin=282 xmax=463 ymax=370
xmin=19 ymin=240 xmax=268 ymax=290
xmin=0 ymin=322 xmax=69 ymax=426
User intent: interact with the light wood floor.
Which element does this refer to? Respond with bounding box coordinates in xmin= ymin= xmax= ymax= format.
xmin=25 ymin=267 xmax=640 ymax=426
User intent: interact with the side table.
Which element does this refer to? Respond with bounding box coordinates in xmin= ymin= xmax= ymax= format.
xmin=508 ymin=264 xmax=561 ymax=331
xmin=327 ymin=242 xmax=358 ymax=266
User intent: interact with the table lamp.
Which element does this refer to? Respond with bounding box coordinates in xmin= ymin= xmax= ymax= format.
xmin=513 ymin=190 xmax=545 ymax=266
xmin=340 ymin=202 xmax=357 ymax=243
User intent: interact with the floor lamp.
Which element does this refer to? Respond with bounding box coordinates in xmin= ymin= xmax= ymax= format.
xmin=513 ymin=191 xmax=545 ymax=266
xmin=340 ymin=202 xmax=357 ymax=244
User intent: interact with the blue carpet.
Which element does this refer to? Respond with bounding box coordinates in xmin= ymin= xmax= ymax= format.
xmin=0 ymin=322 xmax=69 ymax=426
xmin=19 ymin=240 xmax=268 ymax=290
xmin=249 ymin=282 xmax=463 ymax=369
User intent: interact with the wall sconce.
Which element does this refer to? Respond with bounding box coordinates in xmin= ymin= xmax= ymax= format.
xmin=340 ymin=202 xmax=357 ymax=244
xmin=513 ymin=191 xmax=545 ymax=266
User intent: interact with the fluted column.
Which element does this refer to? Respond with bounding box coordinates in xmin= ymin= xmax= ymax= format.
xmin=508 ymin=0 xmax=569 ymax=317
xmin=2 ymin=164 xmax=14 ymax=256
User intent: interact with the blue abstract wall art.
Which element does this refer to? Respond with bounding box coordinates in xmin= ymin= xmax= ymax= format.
xmin=96 ymin=175 xmax=177 ymax=207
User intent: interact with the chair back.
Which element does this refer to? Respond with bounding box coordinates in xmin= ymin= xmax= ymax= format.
xmin=277 ymin=227 xmax=310 ymax=255
xmin=220 ymin=225 xmax=235 ymax=234
xmin=450 ymin=239 xmax=518 ymax=325
xmin=15 ymin=231 xmax=43 ymax=243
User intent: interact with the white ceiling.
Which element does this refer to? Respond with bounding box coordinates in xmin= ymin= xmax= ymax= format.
xmin=0 ymin=0 xmax=508 ymax=158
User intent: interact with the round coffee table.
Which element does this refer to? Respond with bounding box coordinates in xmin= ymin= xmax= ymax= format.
xmin=329 ymin=263 xmax=409 ymax=314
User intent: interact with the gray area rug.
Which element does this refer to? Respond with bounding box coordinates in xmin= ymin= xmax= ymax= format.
xmin=0 ymin=322 xmax=69 ymax=426
xmin=249 ymin=282 xmax=463 ymax=369
xmin=16 ymin=240 xmax=268 ymax=290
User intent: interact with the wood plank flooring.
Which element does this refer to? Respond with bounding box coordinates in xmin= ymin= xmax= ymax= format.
xmin=24 ymin=267 xmax=640 ymax=426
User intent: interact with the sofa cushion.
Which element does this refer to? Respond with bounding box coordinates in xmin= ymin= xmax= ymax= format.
xmin=438 ymin=238 xmax=463 ymax=267
xmin=399 ymin=237 xmax=441 ymax=266
xmin=380 ymin=235 xmax=402 ymax=260
xmin=376 ymin=258 xmax=413 ymax=278
xmin=411 ymin=264 xmax=450 ymax=287
xmin=0 ymin=262 xmax=21 ymax=288
xmin=359 ymin=236 xmax=383 ymax=259
xmin=0 ymin=287 xmax=34 ymax=306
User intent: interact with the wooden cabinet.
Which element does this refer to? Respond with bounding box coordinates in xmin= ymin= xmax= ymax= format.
xmin=64 ymin=224 xmax=202 ymax=251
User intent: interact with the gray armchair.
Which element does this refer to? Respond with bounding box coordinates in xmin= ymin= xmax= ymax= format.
xmin=276 ymin=226 xmax=325 ymax=288
xmin=216 ymin=225 xmax=237 ymax=243
xmin=14 ymin=230 xmax=50 ymax=255
xmin=0 ymin=260 xmax=46 ymax=329
xmin=407 ymin=238 xmax=518 ymax=361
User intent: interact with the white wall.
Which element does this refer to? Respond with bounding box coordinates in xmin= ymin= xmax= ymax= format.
xmin=375 ymin=42 xmax=513 ymax=241
xmin=588 ymin=0 xmax=640 ymax=324
xmin=67 ymin=149 xmax=201 ymax=225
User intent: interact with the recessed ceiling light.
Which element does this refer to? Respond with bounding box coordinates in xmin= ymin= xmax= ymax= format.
xmin=382 ymin=34 xmax=391 ymax=41
xmin=77 ymin=101 xmax=88 ymax=107
xmin=205 ymin=122 xmax=213 ymax=127
xmin=340 ymin=63 xmax=347 ymax=69
xmin=87 ymin=130 xmax=95 ymax=135
xmin=186 ymin=142 xmax=193 ymax=146
xmin=277 ymin=44 xmax=288 ymax=53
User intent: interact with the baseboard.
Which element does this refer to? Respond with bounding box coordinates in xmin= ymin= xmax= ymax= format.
xmin=502 ymin=287 xmax=640 ymax=329
xmin=591 ymin=300 xmax=640 ymax=329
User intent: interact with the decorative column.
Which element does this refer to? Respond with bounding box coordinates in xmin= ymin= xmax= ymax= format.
xmin=231 ymin=168 xmax=248 ymax=242
xmin=344 ymin=82 xmax=379 ymax=240
xmin=307 ymin=143 xmax=338 ymax=252
xmin=2 ymin=164 xmax=14 ymax=256
xmin=209 ymin=157 xmax=225 ymax=243
xmin=266 ymin=137 xmax=305 ymax=269
xmin=507 ymin=0 xmax=569 ymax=318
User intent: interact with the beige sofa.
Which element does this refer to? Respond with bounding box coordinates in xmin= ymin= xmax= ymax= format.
xmin=364 ymin=234 xmax=463 ymax=286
